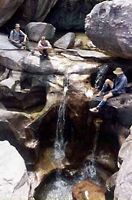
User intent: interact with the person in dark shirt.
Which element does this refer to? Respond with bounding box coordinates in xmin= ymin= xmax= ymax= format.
xmin=9 ymin=24 xmax=27 ymax=49
xmin=90 ymin=67 xmax=128 ymax=112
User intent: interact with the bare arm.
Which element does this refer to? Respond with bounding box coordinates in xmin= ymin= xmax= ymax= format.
xmin=45 ymin=40 xmax=52 ymax=49
xmin=20 ymin=30 xmax=27 ymax=42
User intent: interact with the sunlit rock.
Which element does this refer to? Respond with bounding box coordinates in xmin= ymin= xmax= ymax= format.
xmin=0 ymin=141 xmax=30 ymax=200
xmin=54 ymin=33 xmax=75 ymax=49
xmin=85 ymin=0 xmax=132 ymax=59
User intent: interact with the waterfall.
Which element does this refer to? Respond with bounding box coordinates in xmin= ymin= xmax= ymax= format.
xmin=54 ymin=74 xmax=69 ymax=167
xmin=80 ymin=119 xmax=103 ymax=180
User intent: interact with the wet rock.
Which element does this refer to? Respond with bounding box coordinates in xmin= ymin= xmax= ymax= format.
xmin=0 ymin=0 xmax=24 ymax=27
xmin=85 ymin=0 xmax=132 ymax=59
xmin=34 ymin=169 xmax=73 ymax=200
xmin=54 ymin=32 xmax=75 ymax=49
xmin=96 ymin=151 xmax=117 ymax=172
xmin=26 ymin=22 xmax=56 ymax=42
xmin=72 ymin=180 xmax=105 ymax=200
xmin=0 ymin=141 xmax=30 ymax=200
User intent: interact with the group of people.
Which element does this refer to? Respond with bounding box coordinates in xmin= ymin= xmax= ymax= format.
xmin=9 ymin=23 xmax=52 ymax=59
xmin=9 ymin=24 xmax=128 ymax=109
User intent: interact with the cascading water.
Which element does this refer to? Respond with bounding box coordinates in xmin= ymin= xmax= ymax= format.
xmin=80 ymin=118 xmax=103 ymax=180
xmin=43 ymin=74 xmax=73 ymax=200
xmin=54 ymin=74 xmax=69 ymax=167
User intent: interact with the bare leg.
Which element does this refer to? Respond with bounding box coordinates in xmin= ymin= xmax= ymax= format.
xmin=96 ymin=79 xmax=114 ymax=96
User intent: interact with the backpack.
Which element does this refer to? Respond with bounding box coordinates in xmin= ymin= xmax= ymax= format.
xmin=8 ymin=29 xmax=24 ymax=41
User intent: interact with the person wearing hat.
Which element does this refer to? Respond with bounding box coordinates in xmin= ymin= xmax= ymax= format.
xmin=9 ymin=24 xmax=27 ymax=49
xmin=90 ymin=67 xmax=128 ymax=112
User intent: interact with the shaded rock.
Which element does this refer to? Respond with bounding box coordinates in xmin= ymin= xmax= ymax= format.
xmin=108 ymin=93 xmax=132 ymax=127
xmin=106 ymin=172 xmax=117 ymax=190
xmin=0 ymin=141 xmax=30 ymax=200
xmin=96 ymin=151 xmax=117 ymax=172
xmin=0 ymin=68 xmax=47 ymax=110
xmin=0 ymin=108 xmax=38 ymax=163
xmin=0 ymin=0 xmax=24 ymax=27
xmin=72 ymin=180 xmax=105 ymax=200
xmin=46 ymin=0 xmax=107 ymax=30
xmin=26 ymin=22 xmax=56 ymax=42
xmin=54 ymin=32 xmax=75 ymax=49
xmin=6 ymin=0 xmax=58 ymax=27
xmin=85 ymin=0 xmax=132 ymax=59
xmin=0 ymin=109 xmax=30 ymax=139
xmin=33 ymin=0 xmax=58 ymax=22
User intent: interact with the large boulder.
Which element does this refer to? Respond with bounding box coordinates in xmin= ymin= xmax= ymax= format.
xmin=0 ymin=141 xmax=30 ymax=200
xmin=85 ymin=0 xmax=132 ymax=59
xmin=7 ymin=0 xmax=58 ymax=26
xmin=54 ymin=32 xmax=75 ymax=49
xmin=0 ymin=0 xmax=24 ymax=27
xmin=114 ymin=128 xmax=132 ymax=200
xmin=26 ymin=22 xmax=56 ymax=42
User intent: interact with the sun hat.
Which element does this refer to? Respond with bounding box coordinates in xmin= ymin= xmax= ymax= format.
xmin=113 ymin=67 xmax=123 ymax=75
xmin=15 ymin=23 xmax=20 ymax=28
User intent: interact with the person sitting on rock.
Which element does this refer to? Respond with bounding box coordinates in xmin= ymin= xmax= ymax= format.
xmin=35 ymin=36 xmax=52 ymax=59
xmin=89 ymin=67 xmax=128 ymax=112
xmin=9 ymin=23 xmax=27 ymax=49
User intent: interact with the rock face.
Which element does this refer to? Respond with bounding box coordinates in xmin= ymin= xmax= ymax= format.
xmin=54 ymin=32 xmax=75 ymax=49
xmin=85 ymin=0 xmax=132 ymax=59
xmin=0 ymin=0 xmax=24 ymax=27
xmin=46 ymin=0 xmax=107 ymax=30
xmin=0 ymin=141 xmax=30 ymax=200
xmin=72 ymin=180 xmax=105 ymax=200
xmin=114 ymin=127 xmax=132 ymax=200
xmin=7 ymin=0 xmax=58 ymax=27
xmin=26 ymin=22 xmax=56 ymax=42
